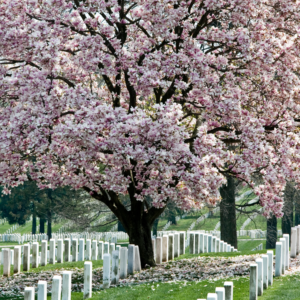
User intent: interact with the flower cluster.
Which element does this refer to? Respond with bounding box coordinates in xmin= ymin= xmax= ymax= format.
xmin=1 ymin=0 xmax=300 ymax=214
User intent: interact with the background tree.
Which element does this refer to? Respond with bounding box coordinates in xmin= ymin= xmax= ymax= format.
xmin=2 ymin=0 xmax=300 ymax=266
xmin=0 ymin=182 xmax=102 ymax=238
xmin=282 ymin=182 xmax=294 ymax=236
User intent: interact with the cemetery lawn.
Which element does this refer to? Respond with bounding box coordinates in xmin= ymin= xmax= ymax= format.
xmin=43 ymin=274 xmax=300 ymax=300
xmin=167 ymin=216 xmax=200 ymax=231
xmin=0 ymin=260 xmax=104 ymax=276
xmin=237 ymin=240 xmax=266 ymax=251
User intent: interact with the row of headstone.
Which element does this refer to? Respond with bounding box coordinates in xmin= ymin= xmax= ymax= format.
xmin=251 ymin=243 xmax=263 ymax=251
xmin=24 ymin=245 xmax=142 ymax=299
xmin=249 ymin=233 xmax=289 ymax=300
xmin=24 ymin=271 xmax=71 ymax=300
xmin=188 ymin=231 xmax=237 ymax=254
xmin=0 ymin=230 xmax=129 ymax=244
xmin=290 ymin=225 xmax=300 ymax=257
xmin=152 ymin=232 xmax=185 ymax=263
xmin=5 ymin=223 xmax=19 ymax=234
xmin=2 ymin=238 xmax=136 ymax=277
xmin=198 ymin=282 xmax=233 ymax=300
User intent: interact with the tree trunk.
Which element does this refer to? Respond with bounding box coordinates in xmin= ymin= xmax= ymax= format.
xmin=282 ymin=182 xmax=294 ymax=236
xmin=39 ymin=218 xmax=46 ymax=234
xmin=295 ymin=189 xmax=300 ymax=226
xmin=85 ymin=188 xmax=165 ymax=268
xmin=220 ymin=175 xmax=237 ymax=249
xmin=47 ymin=211 xmax=52 ymax=240
xmin=168 ymin=214 xmax=177 ymax=225
xmin=127 ymin=216 xmax=155 ymax=268
xmin=266 ymin=214 xmax=277 ymax=249
xmin=32 ymin=209 xmax=37 ymax=235
xmin=152 ymin=218 xmax=159 ymax=237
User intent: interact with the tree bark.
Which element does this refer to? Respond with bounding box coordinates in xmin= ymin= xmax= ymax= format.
xmin=295 ymin=189 xmax=300 ymax=226
xmin=282 ymin=182 xmax=294 ymax=236
xmin=127 ymin=215 xmax=155 ymax=267
xmin=47 ymin=210 xmax=52 ymax=240
xmin=220 ymin=175 xmax=237 ymax=249
xmin=32 ymin=206 xmax=37 ymax=235
xmin=266 ymin=214 xmax=277 ymax=249
xmin=39 ymin=218 xmax=46 ymax=234
xmin=84 ymin=187 xmax=166 ymax=268
xmin=152 ymin=218 xmax=159 ymax=236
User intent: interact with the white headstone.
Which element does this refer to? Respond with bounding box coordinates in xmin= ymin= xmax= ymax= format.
xmin=255 ymin=258 xmax=263 ymax=296
xmin=249 ymin=264 xmax=258 ymax=300
xmin=162 ymin=235 xmax=169 ymax=262
xmin=111 ymin=250 xmax=120 ymax=284
xmin=134 ymin=246 xmax=141 ymax=271
xmin=79 ymin=239 xmax=85 ymax=261
xmin=215 ymin=287 xmax=225 ymax=300
xmin=261 ymin=254 xmax=268 ymax=290
xmin=49 ymin=239 xmax=55 ymax=264
xmin=103 ymin=253 xmax=111 ymax=289
xmin=57 ymin=239 xmax=63 ymax=263
xmin=224 ymin=281 xmax=233 ymax=300
xmin=52 ymin=275 xmax=62 ymax=300
xmin=64 ymin=239 xmax=71 ymax=262
xmin=23 ymin=244 xmax=30 ymax=271
xmin=41 ymin=241 xmax=47 ymax=266
xmin=62 ymin=271 xmax=72 ymax=300
xmin=200 ymin=233 xmax=204 ymax=253
xmin=85 ymin=239 xmax=92 ymax=260
xmin=179 ymin=232 xmax=185 ymax=255
xmin=283 ymin=234 xmax=289 ymax=270
xmin=24 ymin=287 xmax=35 ymax=300
xmin=168 ymin=234 xmax=174 ymax=261
xmin=127 ymin=244 xmax=135 ymax=275
xmin=72 ymin=239 xmax=78 ymax=262
xmin=275 ymin=242 xmax=282 ymax=276
xmin=3 ymin=248 xmax=11 ymax=276
xmin=98 ymin=241 xmax=103 ymax=260
xmin=174 ymin=233 xmax=179 ymax=258
xmin=291 ymin=227 xmax=297 ymax=258
xmin=92 ymin=240 xmax=98 ymax=260
xmin=84 ymin=262 xmax=92 ymax=299
xmin=119 ymin=247 xmax=128 ymax=279
xmin=14 ymin=246 xmax=21 ymax=274
xmin=37 ymin=280 xmax=47 ymax=300
xmin=156 ymin=237 xmax=162 ymax=264
xmin=189 ymin=233 xmax=195 ymax=254
xmin=208 ymin=235 xmax=212 ymax=253
xmin=32 ymin=242 xmax=39 ymax=268
xmin=207 ymin=293 xmax=218 ymax=300
xmin=279 ymin=237 xmax=286 ymax=274
xmin=267 ymin=250 xmax=273 ymax=286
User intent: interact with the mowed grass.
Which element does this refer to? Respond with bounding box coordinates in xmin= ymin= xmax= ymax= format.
xmin=167 ymin=216 xmax=200 ymax=231
xmin=193 ymin=215 xmax=220 ymax=231
xmin=237 ymin=239 xmax=266 ymax=251
xmin=0 ymin=260 xmax=104 ymax=277
xmin=4 ymin=274 xmax=300 ymax=300
xmin=0 ymin=223 xmax=15 ymax=234
xmin=244 ymin=215 xmax=282 ymax=231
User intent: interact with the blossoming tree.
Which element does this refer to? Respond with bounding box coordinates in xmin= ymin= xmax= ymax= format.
xmin=1 ymin=0 xmax=300 ymax=266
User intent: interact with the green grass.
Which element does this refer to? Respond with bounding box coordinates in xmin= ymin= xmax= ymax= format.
xmin=1 ymin=260 xmax=104 ymax=277
xmin=167 ymin=216 xmax=199 ymax=231
xmin=5 ymin=274 xmax=300 ymax=300
xmin=193 ymin=215 xmax=220 ymax=231
xmin=244 ymin=215 xmax=282 ymax=231
xmin=47 ymin=273 xmax=300 ymax=300
xmin=237 ymin=239 xmax=266 ymax=251
xmin=0 ymin=223 xmax=14 ymax=234
xmin=157 ymin=219 xmax=168 ymax=231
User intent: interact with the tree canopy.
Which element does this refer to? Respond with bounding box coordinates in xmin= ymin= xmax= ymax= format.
xmin=1 ymin=0 xmax=300 ymax=265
